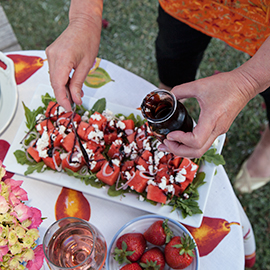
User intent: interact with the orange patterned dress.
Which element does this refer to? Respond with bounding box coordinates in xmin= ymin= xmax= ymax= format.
xmin=159 ymin=0 xmax=270 ymax=56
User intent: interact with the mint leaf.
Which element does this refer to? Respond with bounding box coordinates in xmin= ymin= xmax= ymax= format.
xmin=90 ymin=98 xmax=106 ymax=114
xmin=22 ymin=102 xmax=44 ymax=130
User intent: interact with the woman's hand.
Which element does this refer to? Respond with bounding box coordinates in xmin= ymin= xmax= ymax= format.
xmin=158 ymin=69 xmax=259 ymax=158
xmin=46 ymin=0 xmax=103 ymax=111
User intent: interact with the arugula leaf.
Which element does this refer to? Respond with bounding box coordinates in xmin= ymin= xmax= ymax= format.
xmin=90 ymin=98 xmax=106 ymax=114
xmin=41 ymin=93 xmax=56 ymax=107
xmin=203 ymin=148 xmax=226 ymax=165
xmin=14 ymin=150 xmax=33 ymax=165
xmin=22 ymin=102 xmax=44 ymax=130
xmin=65 ymin=169 xmax=105 ymax=188
xmin=14 ymin=150 xmax=47 ymax=175
xmin=168 ymin=193 xmax=203 ymax=218
xmin=189 ymin=172 xmax=206 ymax=191
xmin=107 ymin=184 xmax=128 ymax=197
xmin=24 ymin=162 xmax=46 ymax=175
xmin=195 ymin=148 xmax=225 ymax=167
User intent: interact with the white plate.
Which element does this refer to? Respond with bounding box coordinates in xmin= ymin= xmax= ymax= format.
xmin=4 ymin=84 xmax=225 ymax=228
xmin=106 ymin=214 xmax=199 ymax=270
xmin=0 ymin=52 xmax=18 ymax=135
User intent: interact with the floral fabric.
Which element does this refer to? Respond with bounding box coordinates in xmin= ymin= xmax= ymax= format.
xmin=159 ymin=0 xmax=270 ymax=56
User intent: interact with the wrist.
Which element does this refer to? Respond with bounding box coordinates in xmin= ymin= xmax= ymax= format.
xmin=69 ymin=0 xmax=103 ymax=29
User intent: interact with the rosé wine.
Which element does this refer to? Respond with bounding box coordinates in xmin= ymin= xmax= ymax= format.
xmin=43 ymin=217 xmax=107 ymax=270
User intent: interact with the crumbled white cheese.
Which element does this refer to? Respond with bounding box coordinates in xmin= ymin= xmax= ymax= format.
xmin=191 ymin=164 xmax=198 ymax=171
xmin=36 ymin=131 xmax=49 ymax=158
xmin=112 ymin=159 xmax=120 ymax=167
xmin=36 ymin=124 xmax=42 ymax=132
xmin=60 ymin=153 xmax=69 ymax=160
xmin=116 ymin=120 xmax=126 ymax=130
xmin=158 ymin=177 xmax=167 ymax=190
xmin=166 ymin=184 xmax=175 ymax=193
xmin=36 ymin=114 xmax=45 ymax=123
xmin=175 ymin=172 xmax=186 ymax=183
xmin=124 ymin=171 xmax=132 ymax=180
xmin=81 ymin=115 xmax=89 ymax=122
xmin=139 ymin=195 xmax=144 ymax=201
xmin=90 ymin=161 xmax=97 ymax=170
xmin=109 ymin=120 xmax=115 ymax=127
xmin=58 ymin=125 xmax=66 ymax=137
xmin=143 ymin=139 xmax=151 ymax=151
xmin=136 ymin=165 xmax=146 ymax=171
xmin=183 ymin=193 xmax=189 ymax=199
xmin=58 ymin=106 xmax=66 ymax=115
xmin=147 ymin=179 xmax=157 ymax=186
xmin=113 ymin=139 xmax=122 ymax=146
xmin=91 ymin=113 xmax=102 ymax=121
xmin=88 ymin=129 xmax=104 ymax=142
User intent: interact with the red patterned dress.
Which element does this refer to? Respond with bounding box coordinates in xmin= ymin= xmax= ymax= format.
xmin=159 ymin=0 xmax=270 ymax=56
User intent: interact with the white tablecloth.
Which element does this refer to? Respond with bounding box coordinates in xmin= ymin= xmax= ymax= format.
xmin=0 ymin=50 xmax=256 ymax=269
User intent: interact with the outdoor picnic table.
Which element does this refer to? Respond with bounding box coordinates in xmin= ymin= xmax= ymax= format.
xmin=0 ymin=50 xmax=256 ymax=269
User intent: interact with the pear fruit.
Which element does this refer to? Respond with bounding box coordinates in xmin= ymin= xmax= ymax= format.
xmin=185 ymin=216 xmax=240 ymax=256
xmin=55 ymin=187 xmax=91 ymax=221
xmin=7 ymin=54 xmax=45 ymax=84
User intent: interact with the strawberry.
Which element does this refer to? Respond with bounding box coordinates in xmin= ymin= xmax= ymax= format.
xmin=139 ymin=247 xmax=165 ymax=270
xmin=164 ymin=234 xmax=196 ymax=269
xmin=143 ymin=219 xmax=174 ymax=246
xmin=114 ymin=233 xmax=146 ymax=263
xmin=120 ymin=263 xmax=143 ymax=270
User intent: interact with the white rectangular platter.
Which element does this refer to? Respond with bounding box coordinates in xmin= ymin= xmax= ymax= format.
xmin=4 ymin=84 xmax=225 ymax=228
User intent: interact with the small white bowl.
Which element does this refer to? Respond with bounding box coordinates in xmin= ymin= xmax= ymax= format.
xmin=106 ymin=214 xmax=199 ymax=270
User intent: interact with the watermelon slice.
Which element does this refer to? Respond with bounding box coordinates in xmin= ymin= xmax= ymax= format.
xmin=147 ymin=184 xmax=167 ymax=204
xmin=127 ymin=170 xmax=151 ymax=193
xmin=96 ymin=161 xmax=120 ymax=185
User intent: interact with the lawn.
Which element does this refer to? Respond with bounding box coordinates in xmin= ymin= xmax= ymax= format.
xmin=2 ymin=0 xmax=270 ymax=269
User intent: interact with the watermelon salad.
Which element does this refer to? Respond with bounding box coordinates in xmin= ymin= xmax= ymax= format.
xmin=14 ymin=93 xmax=225 ymax=218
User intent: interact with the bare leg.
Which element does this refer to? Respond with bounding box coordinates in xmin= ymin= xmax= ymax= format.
xmin=246 ymin=125 xmax=270 ymax=178
xmin=234 ymin=125 xmax=270 ymax=192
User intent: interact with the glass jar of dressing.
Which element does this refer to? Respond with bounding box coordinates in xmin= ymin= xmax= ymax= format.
xmin=140 ymin=89 xmax=193 ymax=142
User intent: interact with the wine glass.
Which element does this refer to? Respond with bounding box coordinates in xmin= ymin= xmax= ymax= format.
xmin=43 ymin=217 xmax=107 ymax=270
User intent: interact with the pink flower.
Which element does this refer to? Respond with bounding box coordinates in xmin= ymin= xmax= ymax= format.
xmin=10 ymin=186 xmax=28 ymax=201
xmin=0 ymin=245 xmax=8 ymax=262
xmin=10 ymin=203 xmax=30 ymax=222
xmin=4 ymin=178 xmax=23 ymax=189
xmin=8 ymin=192 xmax=21 ymax=207
xmin=28 ymin=207 xmax=43 ymax=229
xmin=0 ymin=195 xmax=9 ymax=214
xmin=26 ymin=245 xmax=45 ymax=270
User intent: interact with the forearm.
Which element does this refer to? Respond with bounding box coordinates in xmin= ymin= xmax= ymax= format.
xmin=235 ymin=36 xmax=270 ymax=99
xmin=69 ymin=0 xmax=103 ymax=31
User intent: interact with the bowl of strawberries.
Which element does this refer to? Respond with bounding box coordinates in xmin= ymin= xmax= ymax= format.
xmin=106 ymin=214 xmax=199 ymax=270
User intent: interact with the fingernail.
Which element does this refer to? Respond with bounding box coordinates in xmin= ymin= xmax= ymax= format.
xmin=76 ymin=92 xmax=82 ymax=103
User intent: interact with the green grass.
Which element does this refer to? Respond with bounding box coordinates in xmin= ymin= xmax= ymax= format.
xmin=2 ymin=0 xmax=270 ymax=268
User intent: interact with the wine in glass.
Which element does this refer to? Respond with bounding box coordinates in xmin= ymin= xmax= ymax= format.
xmin=43 ymin=217 xmax=107 ymax=270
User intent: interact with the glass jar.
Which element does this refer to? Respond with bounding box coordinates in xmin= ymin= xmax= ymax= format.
xmin=140 ymin=89 xmax=193 ymax=142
